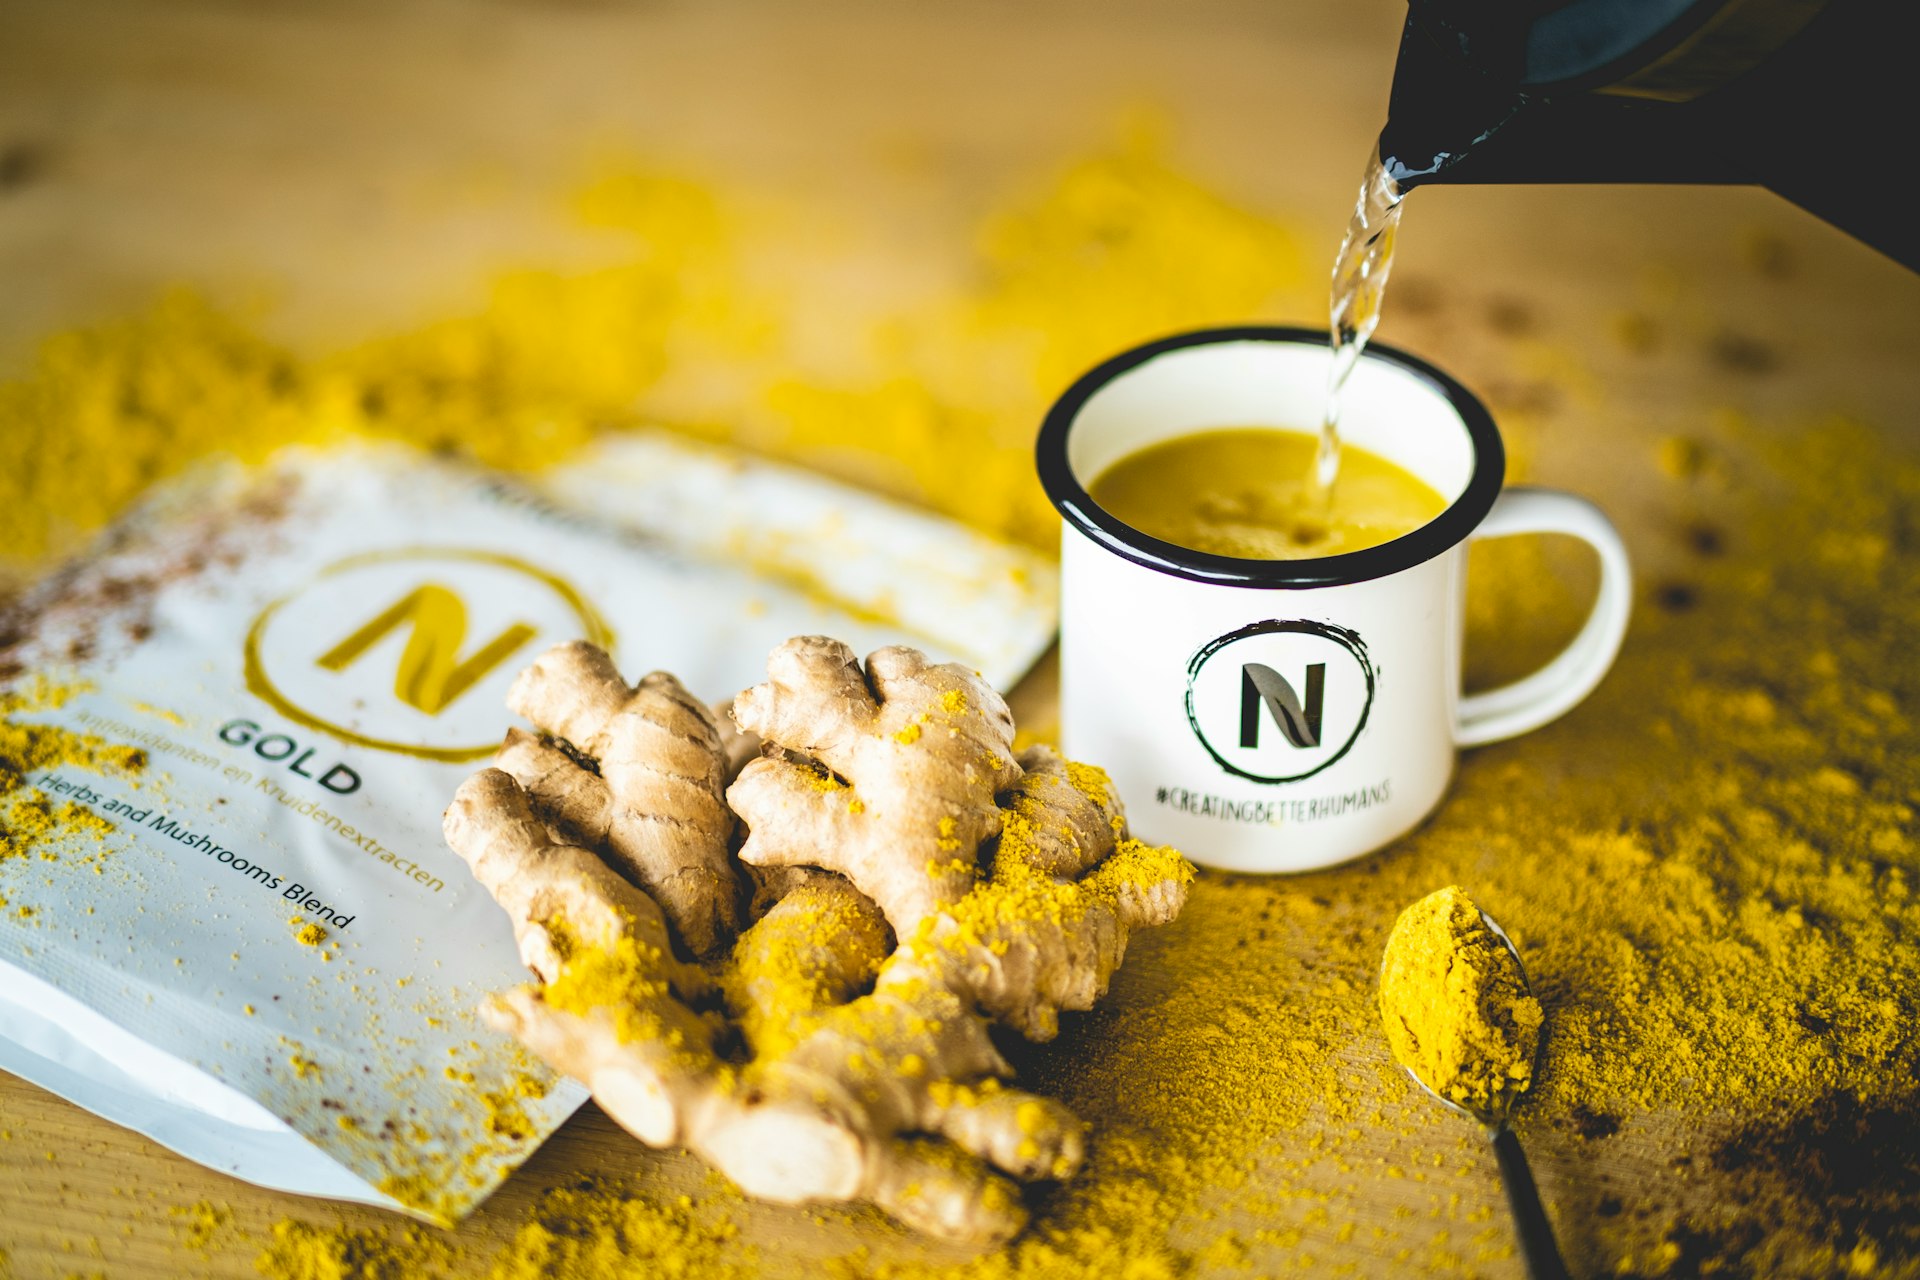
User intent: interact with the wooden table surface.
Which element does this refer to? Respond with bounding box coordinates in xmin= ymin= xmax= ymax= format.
xmin=3 ymin=2 xmax=1919 ymax=1277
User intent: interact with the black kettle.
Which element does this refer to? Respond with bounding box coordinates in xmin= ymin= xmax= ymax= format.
xmin=1378 ymin=0 xmax=1915 ymax=270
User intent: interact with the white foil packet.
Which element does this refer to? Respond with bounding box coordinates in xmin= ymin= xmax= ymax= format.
xmin=0 ymin=436 xmax=1057 ymax=1222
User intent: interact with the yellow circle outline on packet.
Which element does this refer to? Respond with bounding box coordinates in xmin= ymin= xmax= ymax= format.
xmin=243 ymin=546 xmax=615 ymax=764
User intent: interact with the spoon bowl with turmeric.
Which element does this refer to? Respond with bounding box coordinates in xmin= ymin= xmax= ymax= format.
xmin=1379 ymin=886 xmax=1569 ymax=1280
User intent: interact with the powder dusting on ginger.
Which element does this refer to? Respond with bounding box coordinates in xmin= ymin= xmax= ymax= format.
xmin=537 ymin=916 xmax=685 ymax=1051
xmin=723 ymin=878 xmax=891 ymax=1061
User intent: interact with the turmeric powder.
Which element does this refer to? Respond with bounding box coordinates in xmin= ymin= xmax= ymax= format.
xmin=0 ymin=679 xmax=142 ymax=871
xmin=482 ymin=1180 xmax=753 ymax=1280
xmin=291 ymin=918 xmax=330 ymax=948
xmin=169 ymin=1199 xmax=229 ymax=1252
xmin=0 ymin=124 xmax=1303 ymax=596
xmin=1379 ymin=886 xmax=1543 ymax=1118
xmin=255 ymin=1217 xmax=456 ymax=1280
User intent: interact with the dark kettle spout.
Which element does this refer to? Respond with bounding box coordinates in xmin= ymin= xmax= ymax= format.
xmin=1378 ymin=14 xmax=1752 ymax=192
xmin=1373 ymin=0 xmax=1917 ymax=270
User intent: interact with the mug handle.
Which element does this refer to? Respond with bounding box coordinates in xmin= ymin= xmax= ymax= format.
xmin=1454 ymin=487 xmax=1633 ymax=748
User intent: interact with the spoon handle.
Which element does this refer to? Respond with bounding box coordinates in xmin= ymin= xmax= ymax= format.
xmin=1490 ymin=1125 xmax=1572 ymax=1280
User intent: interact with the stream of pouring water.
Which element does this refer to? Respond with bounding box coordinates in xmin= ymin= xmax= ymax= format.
xmin=1318 ymin=152 xmax=1406 ymax=494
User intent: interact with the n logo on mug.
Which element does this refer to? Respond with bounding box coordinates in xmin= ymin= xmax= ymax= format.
xmin=1186 ymin=620 xmax=1376 ymax=784
xmin=1240 ymin=663 xmax=1324 ymax=750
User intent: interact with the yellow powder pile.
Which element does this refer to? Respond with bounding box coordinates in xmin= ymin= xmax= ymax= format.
xmin=255 ymin=1185 xmax=750 ymax=1280
xmin=253 ymin=1183 xmax=750 ymax=1280
xmin=1378 ymin=886 xmax=1544 ymax=1118
xmin=290 ymin=918 xmax=331 ymax=948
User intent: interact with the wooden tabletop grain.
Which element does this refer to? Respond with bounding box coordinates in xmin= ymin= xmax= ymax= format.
xmin=2 ymin=2 xmax=1918 ymax=1276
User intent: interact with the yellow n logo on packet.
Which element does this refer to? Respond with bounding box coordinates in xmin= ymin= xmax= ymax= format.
xmin=244 ymin=546 xmax=612 ymax=763
xmin=316 ymin=584 xmax=537 ymax=716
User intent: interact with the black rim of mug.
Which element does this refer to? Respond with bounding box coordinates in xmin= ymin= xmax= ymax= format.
xmin=1035 ymin=325 xmax=1506 ymax=589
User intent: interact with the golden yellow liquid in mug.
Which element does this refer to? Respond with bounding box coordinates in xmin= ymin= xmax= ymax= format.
xmin=1089 ymin=427 xmax=1447 ymax=560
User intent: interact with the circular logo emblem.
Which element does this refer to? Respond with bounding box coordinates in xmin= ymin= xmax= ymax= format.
xmin=244 ymin=548 xmax=613 ymax=763
xmin=1185 ymin=619 xmax=1376 ymax=784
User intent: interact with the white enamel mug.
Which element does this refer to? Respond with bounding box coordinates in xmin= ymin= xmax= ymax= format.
xmin=1037 ymin=327 xmax=1631 ymax=873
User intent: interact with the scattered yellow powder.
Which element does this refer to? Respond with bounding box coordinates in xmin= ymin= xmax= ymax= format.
xmin=803 ymin=765 xmax=849 ymax=793
xmin=1 ymin=679 xmax=142 ymax=880
xmin=1378 ymin=886 xmax=1543 ymax=1117
xmin=0 ymin=122 xmax=1310 ymax=604
xmin=484 ymin=1180 xmax=751 ymax=1280
xmin=1 ymin=720 xmax=141 ymax=812
xmin=2 ymin=789 xmax=116 ymax=864
xmin=170 ymin=1199 xmax=231 ymax=1252
xmin=254 ymin=1217 xmax=456 ymax=1280
xmin=480 ymin=1072 xmax=551 ymax=1143
xmin=289 ymin=917 xmax=330 ymax=948
xmin=1657 ymin=435 xmax=1709 ymax=481
xmin=0 ymin=171 xmax=743 ymax=589
xmin=372 ymin=1173 xmax=460 ymax=1227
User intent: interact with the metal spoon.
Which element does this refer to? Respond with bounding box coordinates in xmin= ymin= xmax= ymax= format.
xmin=1393 ymin=910 xmax=1571 ymax=1280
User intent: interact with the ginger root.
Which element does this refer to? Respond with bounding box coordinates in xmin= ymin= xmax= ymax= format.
xmin=443 ymin=636 xmax=1192 ymax=1244
xmin=493 ymin=641 xmax=741 ymax=956
xmin=728 ymin=636 xmax=1022 ymax=936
